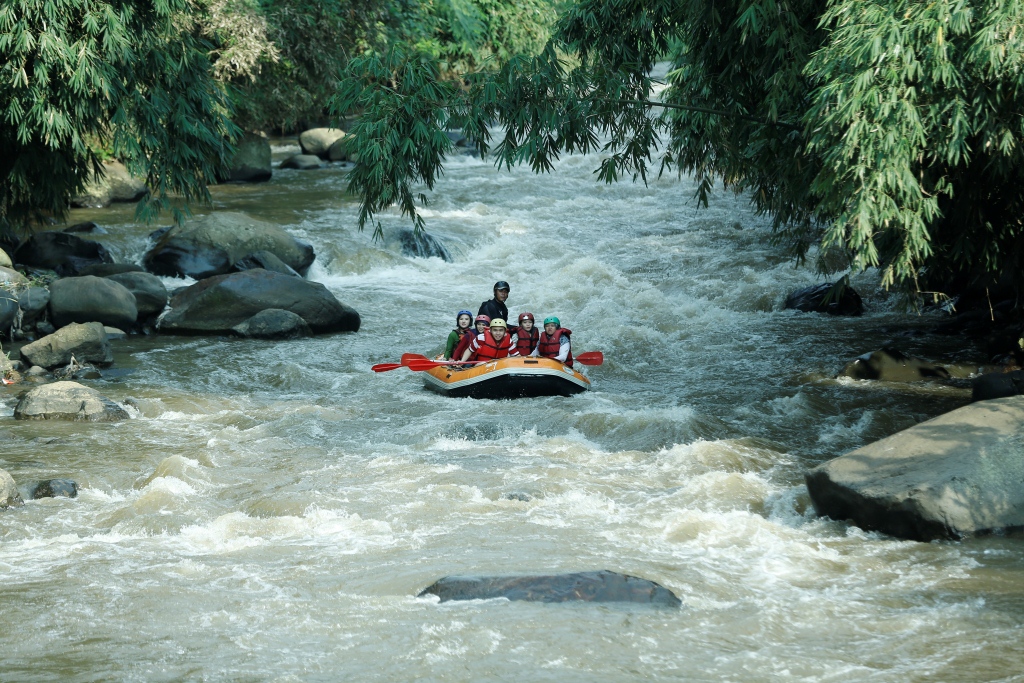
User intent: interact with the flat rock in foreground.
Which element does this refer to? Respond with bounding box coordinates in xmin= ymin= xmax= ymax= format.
xmin=14 ymin=381 xmax=129 ymax=422
xmin=806 ymin=396 xmax=1024 ymax=540
xmin=419 ymin=570 xmax=681 ymax=607
xmin=20 ymin=321 xmax=112 ymax=369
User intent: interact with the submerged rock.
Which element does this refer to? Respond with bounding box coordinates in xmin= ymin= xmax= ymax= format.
xmin=143 ymin=211 xmax=315 ymax=279
xmin=14 ymin=381 xmax=129 ymax=421
xmin=49 ymin=276 xmax=138 ymax=330
xmin=32 ymin=479 xmax=78 ymax=499
xmin=0 ymin=469 xmax=24 ymax=509
xmin=70 ymin=160 xmax=147 ymax=208
xmin=806 ymin=396 xmax=1024 ymax=540
xmin=159 ymin=269 xmax=359 ymax=335
xmin=386 ymin=228 xmax=453 ymax=262
xmin=13 ymin=232 xmax=113 ymax=276
xmin=280 ymin=154 xmax=323 ymax=170
xmin=231 ymin=308 xmax=311 ymax=339
xmin=419 ymin=570 xmax=681 ymax=607
xmin=785 ymin=282 xmax=863 ymax=316
xmin=19 ymin=322 xmax=112 ymax=369
xmin=839 ymin=349 xmax=951 ymax=382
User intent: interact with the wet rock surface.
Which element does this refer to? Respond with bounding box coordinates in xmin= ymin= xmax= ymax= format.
xmin=839 ymin=348 xmax=952 ymax=382
xmin=806 ymin=396 xmax=1024 ymax=540
xmin=232 ymin=308 xmax=312 ymax=339
xmin=20 ymin=322 xmax=113 ymax=369
xmin=280 ymin=154 xmax=323 ymax=170
xmin=785 ymin=282 xmax=863 ymax=316
xmin=32 ymin=479 xmax=78 ymax=499
xmin=143 ymin=212 xmax=315 ymax=279
xmin=419 ymin=570 xmax=681 ymax=607
xmin=0 ymin=266 xmax=27 ymax=287
xmin=0 ymin=288 xmax=17 ymax=336
xmin=386 ymin=228 xmax=453 ymax=262
xmin=71 ymin=161 xmax=147 ymax=208
xmin=77 ymin=263 xmax=144 ymax=277
xmin=14 ymin=381 xmax=129 ymax=422
xmin=49 ymin=276 xmax=138 ymax=330
xmin=159 ymin=269 xmax=360 ymax=335
xmin=972 ymin=370 xmax=1024 ymax=402
xmin=104 ymin=271 xmax=168 ymax=318
xmin=299 ymin=128 xmax=346 ymax=158
xmin=13 ymin=232 xmax=113 ymax=276
xmin=233 ymin=250 xmax=299 ymax=277
xmin=223 ymin=133 xmax=272 ymax=182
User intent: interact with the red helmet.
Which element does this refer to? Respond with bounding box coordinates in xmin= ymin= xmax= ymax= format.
xmin=518 ymin=312 xmax=535 ymax=323
xmin=474 ymin=315 xmax=491 ymax=325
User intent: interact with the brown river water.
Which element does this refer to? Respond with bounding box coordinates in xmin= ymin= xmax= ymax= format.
xmin=1 ymin=143 xmax=1023 ymax=681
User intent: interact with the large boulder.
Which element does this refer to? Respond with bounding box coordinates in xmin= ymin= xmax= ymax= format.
xmin=0 ymin=247 xmax=11 ymax=268
xmin=77 ymin=263 xmax=143 ymax=277
xmin=19 ymin=322 xmax=113 ymax=368
xmin=159 ymin=269 xmax=360 ymax=335
xmin=806 ymin=396 xmax=1024 ymax=540
xmin=104 ymin=272 xmax=168 ymax=318
xmin=419 ymin=571 xmax=681 ymax=607
xmin=785 ymin=282 xmax=863 ymax=316
xmin=232 ymin=308 xmax=311 ymax=339
xmin=839 ymin=349 xmax=951 ymax=382
xmin=280 ymin=154 xmax=322 ymax=170
xmin=32 ymin=479 xmax=78 ymax=499
xmin=972 ymin=370 xmax=1024 ymax=402
xmin=299 ymin=128 xmax=345 ymax=158
xmin=13 ymin=232 xmax=113 ymax=276
xmin=222 ymin=133 xmax=272 ymax=182
xmin=143 ymin=212 xmax=315 ymax=279
xmin=71 ymin=160 xmax=147 ymax=208
xmin=385 ymin=228 xmax=453 ymax=262
xmin=232 ymin=250 xmax=299 ymax=277
xmin=327 ymin=136 xmax=351 ymax=162
xmin=0 ymin=469 xmax=24 ymax=509
xmin=49 ymin=276 xmax=137 ymax=330
xmin=14 ymin=381 xmax=129 ymax=421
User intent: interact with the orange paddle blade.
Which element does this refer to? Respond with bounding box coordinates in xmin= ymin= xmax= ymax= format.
xmin=575 ymin=351 xmax=604 ymax=365
xmin=371 ymin=363 xmax=404 ymax=372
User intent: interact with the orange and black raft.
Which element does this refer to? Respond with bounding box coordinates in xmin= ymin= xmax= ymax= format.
xmin=422 ymin=357 xmax=590 ymax=399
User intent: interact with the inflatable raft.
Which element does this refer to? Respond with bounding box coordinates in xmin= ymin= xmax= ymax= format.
xmin=422 ymin=357 xmax=591 ymax=399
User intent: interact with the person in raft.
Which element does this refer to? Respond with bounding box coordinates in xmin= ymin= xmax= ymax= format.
xmin=452 ymin=314 xmax=490 ymax=362
xmin=478 ymin=281 xmax=511 ymax=324
xmin=443 ymin=309 xmax=475 ymax=359
xmin=532 ymin=316 xmax=573 ymax=367
xmin=513 ymin=312 xmax=539 ymax=356
xmin=462 ymin=318 xmax=519 ymax=362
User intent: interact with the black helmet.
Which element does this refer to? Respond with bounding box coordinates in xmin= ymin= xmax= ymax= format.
xmin=493 ymin=281 xmax=510 ymax=291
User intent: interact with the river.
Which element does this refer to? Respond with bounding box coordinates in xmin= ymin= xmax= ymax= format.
xmin=1 ymin=144 xmax=1022 ymax=682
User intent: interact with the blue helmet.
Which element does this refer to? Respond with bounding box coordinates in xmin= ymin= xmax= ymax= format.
xmin=456 ymin=309 xmax=473 ymax=325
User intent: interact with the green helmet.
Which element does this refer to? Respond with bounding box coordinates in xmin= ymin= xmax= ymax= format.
xmin=543 ymin=316 xmax=560 ymax=327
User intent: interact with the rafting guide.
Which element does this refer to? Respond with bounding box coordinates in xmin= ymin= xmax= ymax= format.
xmin=371 ymin=280 xmax=603 ymax=397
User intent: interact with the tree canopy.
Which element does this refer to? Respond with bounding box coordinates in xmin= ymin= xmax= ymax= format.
xmin=0 ymin=0 xmax=237 ymax=232
xmin=334 ymin=0 xmax=1024 ymax=301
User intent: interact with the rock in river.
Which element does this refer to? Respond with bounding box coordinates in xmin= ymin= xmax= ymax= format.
xmin=0 ymin=247 xmax=11 ymax=268
xmin=32 ymin=479 xmax=78 ymax=499
xmin=159 ymin=269 xmax=360 ymax=335
xmin=419 ymin=570 xmax=681 ymax=607
xmin=232 ymin=308 xmax=311 ymax=339
xmin=143 ymin=212 xmax=315 ymax=279
xmin=0 ymin=288 xmax=17 ymax=336
xmin=20 ymin=322 xmax=113 ymax=369
xmin=385 ymin=228 xmax=453 ymax=262
xmin=104 ymin=271 xmax=168 ymax=318
xmin=280 ymin=154 xmax=323 ymax=170
xmin=49 ymin=276 xmax=138 ymax=330
xmin=70 ymin=160 xmax=147 ymax=208
xmin=13 ymin=231 xmax=113 ymax=276
xmin=0 ymin=469 xmax=24 ymax=509
xmin=806 ymin=396 xmax=1024 ymax=540
xmin=839 ymin=348 xmax=951 ymax=382
xmin=14 ymin=381 xmax=129 ymax=421
xmin=222 ymin=133 xmax=272 ymax=183
xmin=299 ymin=128 xmax=346 ymax=158
xmin=785 ymin=282 xmax=863 ymax=316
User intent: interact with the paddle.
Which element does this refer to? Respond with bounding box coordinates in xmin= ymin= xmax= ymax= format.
xmin=575 ymin=351 xmax=604 ymax=366
xmin=370 ymin=363 xmax=405 ymax=372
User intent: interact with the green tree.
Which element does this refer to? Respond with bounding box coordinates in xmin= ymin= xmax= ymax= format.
xmin=335 ymin=0 xmax=1024 ymax=301
xmin=0 ymin=0 xmax=238 ymax=233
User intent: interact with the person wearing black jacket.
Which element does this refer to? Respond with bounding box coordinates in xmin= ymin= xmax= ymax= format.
xmin=478 ymin=281 xmax=511 ymax=323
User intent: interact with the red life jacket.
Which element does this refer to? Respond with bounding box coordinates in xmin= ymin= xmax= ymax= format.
xmin=514 ymin=327 xmax=539 ymax=356
xmin=451 ymin=328 xmax=476 ymax=360
xmin=469 ymin=330 xmax=514 ymax=361
xmin=537 ymin=328 xmax=572 ymax=367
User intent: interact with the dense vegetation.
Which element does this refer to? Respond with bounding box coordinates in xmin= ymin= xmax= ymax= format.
xmin=4 ymin=0 xmax=1024 ymax=305
xmin=336 ymin=0 xmax=1024 ymax=302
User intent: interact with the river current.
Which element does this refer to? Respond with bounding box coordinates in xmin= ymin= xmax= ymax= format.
xmin=2 ymin=144 xmax=1023 ymax=681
